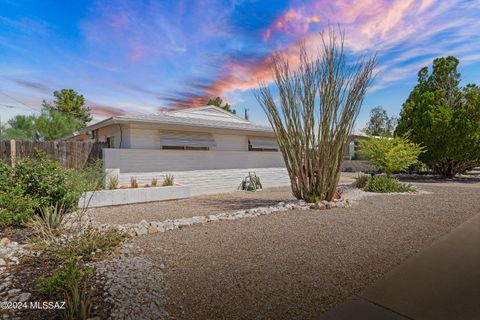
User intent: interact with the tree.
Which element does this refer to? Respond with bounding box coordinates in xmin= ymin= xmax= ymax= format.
xmin=5 ymin=115 xmax=37 ymax=140
xmin=364 ymin=106 xmax=396 ymax=136
xmin=42 ymin=89 xmax=92 ymax=127
xmin=35 ymin=108 xmax=83 ymax=141
xmin=255 ymin=29 xmax=376 ymax=201
xmin=207 ymin=96 xmax=236 ymax=114
xmin=395 ymin=56 xmax=480 ymax=178
xmin=358 ymin=135 xmax=425 ymax=175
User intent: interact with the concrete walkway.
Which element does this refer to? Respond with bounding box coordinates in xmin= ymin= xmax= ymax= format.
xmin=321 ymin=211 xmax=480 ymax=320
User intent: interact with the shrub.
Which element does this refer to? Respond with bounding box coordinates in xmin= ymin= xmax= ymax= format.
xmin=151 ymin=177 xmax=158 ymax=187
xmin=38 ymin=256 xmax=91 ymax=296
xmin=0 ymin=161 xmax=38 ymax=227
xmin=0 ymin=189 xmax=38 ymax=228
xmin=37 ymin=256 xmax=92 ymax=319
xmin=12 ymin=155 xmax=80 ymax=211
xmin=355 ymin=174 xmax=370 ymax=189
xmin=32 ymin=227 xmax=129 ymax=263
xmin=364 ymin=175 xmax=414 ymax=193
xmin=70 ymin=160 xmax=105 ymax=192
xmin=359 ymin=135 xmax=425 ymax=175
xmin=0 ymin=153 xmax=101 ymax=228
xmin=162 ymin=174 xmax=174 ymax=186
xmin=107 ymin=176 xmax=119 ymax=190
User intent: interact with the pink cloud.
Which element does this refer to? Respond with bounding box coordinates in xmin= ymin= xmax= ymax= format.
xmin=89 ymin=104 xmax=126 ymax=117
xmin=175 ymin=0 xmax=474 ymax=107
xmin=263 ymin=8 xmax=321 ymax=41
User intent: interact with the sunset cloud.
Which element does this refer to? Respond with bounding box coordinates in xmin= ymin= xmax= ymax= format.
xmin=1 ymin=0 xmax=479 ymax=124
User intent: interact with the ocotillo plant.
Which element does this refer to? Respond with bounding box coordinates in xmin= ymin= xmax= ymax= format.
xmin=255 ymin=29 xmax=376 ymax=201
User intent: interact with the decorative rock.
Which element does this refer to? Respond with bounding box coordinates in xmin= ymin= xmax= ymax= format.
xmin=207 ymin=215 xmax=219 ymax=222
xmin=0 ymin=238 xmax=10 ymax=247
xmin=135 ymin=226 xmax=148 ymax=236
xmin=7 ymin=289 xmax=21 ymax=296
xmin=17 ymin=292 xmax=31 ymax=302
xmin=317 ymin=203 xmax=327 ymax=210
xmin=96 ymin=189 xmax=367 ymax=239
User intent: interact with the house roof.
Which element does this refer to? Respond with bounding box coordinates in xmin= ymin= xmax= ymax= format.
xmin=68 ymin=106 xmax=274 ymax=139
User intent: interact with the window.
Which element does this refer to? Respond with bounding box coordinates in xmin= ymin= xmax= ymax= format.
xmin=106 ymin=136 xmax=115 ymax=148
xmin=161 ymin=131 xmax=216 ymax=150
xmin=162 ymin=145 xmax=209 ymax=151
xmin=248 ymin=137 xmax=279 ymax=152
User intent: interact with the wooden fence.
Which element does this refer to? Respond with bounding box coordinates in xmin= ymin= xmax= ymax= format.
xmin=0 ymin=140 xmax=107 ymax=169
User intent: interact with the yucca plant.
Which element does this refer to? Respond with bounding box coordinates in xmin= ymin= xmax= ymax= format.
xmin=255 ymin=28 xmax=376 ymax=201
xmin=162 ymin=174 xmax=174 ymax=186
xmin=151 ymin=177 xmax=158 ymax=187
xmin=107 ymin=176 xmax=119 ymax=190
xmin=29 ymin=203 xmax=68 ymax=238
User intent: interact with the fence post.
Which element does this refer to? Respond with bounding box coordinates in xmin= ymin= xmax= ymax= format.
xmin=10 ymin=140 xmax=16 ymax=168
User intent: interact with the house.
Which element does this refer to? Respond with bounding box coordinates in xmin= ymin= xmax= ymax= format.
xmin=66 ymin=105 xmax=367 ymax=196
xmin=66 ymin=106 xmax=290 ymax=195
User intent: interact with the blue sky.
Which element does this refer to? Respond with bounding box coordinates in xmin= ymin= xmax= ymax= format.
xmin=1 ymin=0 xmax=480 ymax=131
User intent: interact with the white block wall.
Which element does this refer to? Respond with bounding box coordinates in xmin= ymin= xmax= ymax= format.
xmin=118 ymin=167 xmax=290 ymax=196
xmin=103 ymin=149 xmax=285 ymax=172
xmin=104 ymin=148 xmax=290 ymax=196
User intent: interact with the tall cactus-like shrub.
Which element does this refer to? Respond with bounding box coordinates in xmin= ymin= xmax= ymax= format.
xmin=255 ymin=29 xmax=376 ymax=201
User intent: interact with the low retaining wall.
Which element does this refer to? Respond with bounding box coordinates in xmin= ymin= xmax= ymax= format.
xmin=79 ymin=185 xmax=190 ymax=208
xmin=117 ymin=167 xmax=291 ymax=196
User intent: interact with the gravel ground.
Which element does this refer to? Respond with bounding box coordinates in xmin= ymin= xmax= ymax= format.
xmin=134 ymin=181 xmax=480 ymax=320
xmin=94 ymin=242 xmax=170 ymax=320
xmin=87 ymin=186 xmax=295 ymax=225
xmin=87 ymin=174 xmax=356 ymax=225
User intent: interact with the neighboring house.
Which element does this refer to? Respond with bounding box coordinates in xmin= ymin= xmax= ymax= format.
xmin=65 ymin=106 xmax=289 ymax=195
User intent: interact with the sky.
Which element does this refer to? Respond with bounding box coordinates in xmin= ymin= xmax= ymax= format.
xmin=1 ymin=0 xmax=480 ymax=131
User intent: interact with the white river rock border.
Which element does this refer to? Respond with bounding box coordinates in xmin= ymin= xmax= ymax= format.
xmin=98 ymin=185 xmax=431 ymax=237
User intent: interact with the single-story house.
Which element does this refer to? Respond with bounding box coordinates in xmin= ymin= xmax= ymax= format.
xmin=66 ymin=106 xmax=289 ymax=195
xmin=66 ymin=106 xmax=366 ymax=195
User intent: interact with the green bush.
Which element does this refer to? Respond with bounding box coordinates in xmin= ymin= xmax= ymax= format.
xmin=0 ymin=152 xmax=105 ymax=228
xmin=38 ymin=256 xmax=92 ymax=297
xmin=359 ymin=135 xmax=425 ymax=175
xmin=12 ymin=155 xmax=79 ymax=211
xmin=37 ymin=256 xmax=92 ymax=319
xmin=0 ymin=192 xmax=37 ymax=228
xmin=0 ymin=161 xmax=38 ymax=227
xmin=364 ymin=175 xmax=414 ymax=193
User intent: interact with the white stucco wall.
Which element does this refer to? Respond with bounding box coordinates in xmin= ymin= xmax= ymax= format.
xmin=96 ymin=124 xmax=127 ymax=148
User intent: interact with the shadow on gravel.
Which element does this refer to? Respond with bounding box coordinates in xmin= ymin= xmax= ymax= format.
xmin=194 ymin=198 xmax=288 ymax=211
xmin=396 ymin=173 xmax=480 ymax=185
